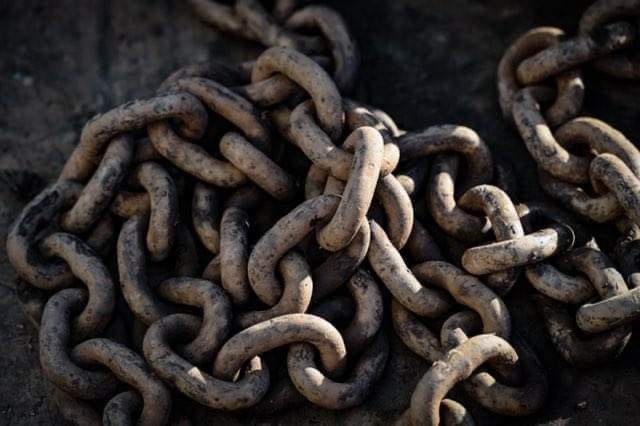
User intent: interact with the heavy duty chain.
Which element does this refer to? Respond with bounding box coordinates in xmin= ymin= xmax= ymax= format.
xmin=5 ymin=0 xmax=640 ymax=425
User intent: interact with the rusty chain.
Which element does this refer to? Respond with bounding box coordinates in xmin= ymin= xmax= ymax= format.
xmin=5 ymin=0 xmax=640 ymax=425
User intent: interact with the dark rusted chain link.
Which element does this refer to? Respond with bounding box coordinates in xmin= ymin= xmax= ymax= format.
xmin=535 ymin=294 xmax=632 ymax=366
xmin=38 ymin=232 xmax=116 ymax=342
xmin=457 ymin=185 xmax=525 ymax=295
xmin=460 ymin=223 xmax=575 ymax=276
xmin=316 ymin=127 xmax=383 ymax=251
xmin=219 ymin=206 xmax=253 ymax=305
xmin=396 ymin=124 xmax=494 ymax=192
xmin=156 ymin=277 xmax=232 ymax=364
xmin=186 ymin=0 xmax=324 ymax=53
xmin=39 ymin=289 xmax=119 ymax=400
xmin=213 ymin=314 xmax=347 ymax=380
xmin=248 ymin=194 xmax=340 ymax=306
xmin=369 ymin=221 xmax=452 ymax=318
xmin=514 ymin=202 xmax=636 ymax=365
xmin=285 ymin=5 xmax=360 ymax=92
xmin=527 ymin=246 xmax=634 ymax=365
xmin=61 ymin=135 xmax=134 ymax=234
xmin=516 ymin=22 xmax=635 ymax=84
xmin=427 ymin=153 xmax=491 ymax=242
xmin=255 ymin=47 xmax=344 ymax=140
xmin=388 ymin=260 xmax=547 ymax=420
xmin=439 ymin=317 xmax=548 ymax=417
xmin=497 ymin=27 xmax=585 ymax=127
xmin=536 ymin=118 xmax=640 ymax=223
xmin=143 ymin=313 xmax=271 ymax=410
xmin=191 ymin=182 xmax=221 ymax=253
xmin=186 ymin=0 xmax=358 ymax=92
xmin=236 ymin=251 xmax=313 ymax=328
xmin=71 ymin=338 xmax=172 ymax=426
xmin=287 ymin=330 xmax=388 ymax=409
xmin=9 ymin=1 xmax=640 ymax=424
xmin=579 ymin=0 xmax=640 ymax=80
xmin=512 ymin=88 xmax=591 ymax=184
xmin=60 ymin=93 xmax=208 ymax=183
xmin=383 ymin=222 xmax=546 ymax=422
xmin=400 ymin=335 xmax=520 ymax=426
xmin=8 ymin=181 xmax=82 ymax=288
xmin=238 ymin=269 xmax=385 ymax=413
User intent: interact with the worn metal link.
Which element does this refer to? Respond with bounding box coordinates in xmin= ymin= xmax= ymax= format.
xmin=248 ymin=194 xmax=339 ymax=305
xmin=7 ymin=181 xmax=82 ymax=288
xmin=157 ymin=277 xmax=232 ymax=364
xmin=516 ymin=22 xmax=635 ymax=84
xmin=71 ymin=338 xmax=172 ymax=426
xmin=60 ymin=93 xmax=208 ymax=182
xmin=237 ymin=251 xmax=312 ymax=328
xmin=498 ymin=27 xmax=584 ymax=126
xmin=443 ymin=329 xmax=548 ymax=417
xmin=61 ymin=135 xmax=134 ymax=234
xmin=287 ymin=330 xmax=388 ymax=409
xmin=144 ymin=313 xmax=270 ymax=410
xmin=403 ymin=335 xmax=519 ymax=425
xmin=579 ymin=0 xmax=640 ymax=79
xmin=285 ymin=5 xmax=359 ymax=92
xmin=458 ymin=185 xmax=525 ymax=295
xmin=39 ymin=289 xmax=118 ymax=400
xmin=538 ymin=117 xmax=640 ymax=222
xmin=535 ymin=294 xmax=632 ymax=366
xmin=187 ymin=0 xmax=323 ymax=52
xmin=316 ymin=127 xmax=383 ymax=251
xmin=186 ymin=0 xmax=358 ymax=93
xmin=39 ymin=232 xmax=116 ymax=341
xmin=213 ymin=313 xmax=347 ymax=380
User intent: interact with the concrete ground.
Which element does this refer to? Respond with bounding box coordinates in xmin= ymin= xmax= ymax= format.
xmin=1 ymin=0 xmax=640 ymax=424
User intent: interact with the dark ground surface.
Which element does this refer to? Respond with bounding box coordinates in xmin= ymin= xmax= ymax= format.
xmin=2 ymin=0 xmax=640 ymax=424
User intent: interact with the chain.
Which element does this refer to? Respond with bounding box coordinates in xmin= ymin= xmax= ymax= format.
xmin=5 ymin=0 xmax=640 ymax=425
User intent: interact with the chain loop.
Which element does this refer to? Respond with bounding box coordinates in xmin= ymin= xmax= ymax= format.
xmin=60 ymin=93 xmax=208 ymax=182
xmin=516 ymin=22 xmax=635 ymax=84
xmin=248 ymin=195 xmax=339 ymax=305
xmin=580 ymin=0 xmax=640 ymax=79
xmin=213 ymin=313 xmax=347 ymax=380
xmin=71 ymin=338 xmax=172 ymax=426
xmin=39 ymin=289 xmax=118 ymax=399
xmin=144 ymin=313 xmax=270 ymax=410
xmin=406 ymin=335 xmax=519 ymax=426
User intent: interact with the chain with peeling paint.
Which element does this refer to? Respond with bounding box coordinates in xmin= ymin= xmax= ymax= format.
xmin=5 ymin=1 xmax=640 ymax=425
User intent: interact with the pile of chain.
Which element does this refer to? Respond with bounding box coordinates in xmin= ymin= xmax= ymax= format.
xmin=391 ymin=1 xmax=640 ymax=424
xmin=5 ymin=0 xmax=640 ymax=425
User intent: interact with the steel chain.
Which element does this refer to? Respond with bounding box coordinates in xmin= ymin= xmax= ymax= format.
xmin=5 ymin=1 xmax=640 ymax=425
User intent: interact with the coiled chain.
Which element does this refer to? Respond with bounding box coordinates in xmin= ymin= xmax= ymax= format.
xmin=5 ymin=1 xmax=640 ymax=425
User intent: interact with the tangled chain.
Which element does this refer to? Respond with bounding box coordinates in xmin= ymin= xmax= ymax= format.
xmin=5 ymin=0 xmax=640 ymax=425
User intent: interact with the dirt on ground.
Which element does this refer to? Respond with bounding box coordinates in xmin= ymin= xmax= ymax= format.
xmin=1 ymin=0 xmax=640 ymax=424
